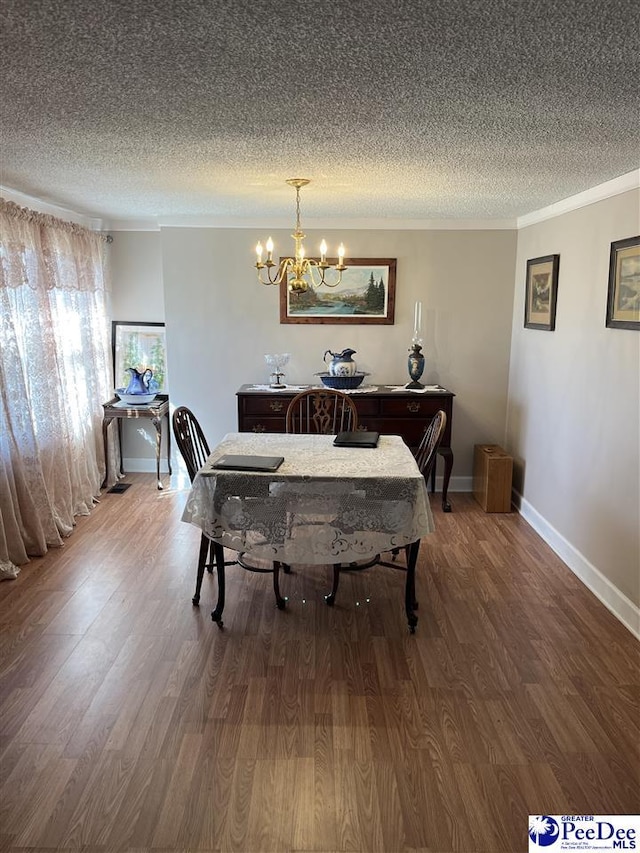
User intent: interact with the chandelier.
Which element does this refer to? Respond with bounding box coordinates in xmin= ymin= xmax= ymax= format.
xmin=255 ymin=178 xmax=347 ymax=294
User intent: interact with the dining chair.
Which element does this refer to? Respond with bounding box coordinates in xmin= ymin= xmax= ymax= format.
xmin=285 ymin=388 xmax=358 ymax=434
xmin=172 ymin=406 xmax=226 ymax=609
xmin=324 ymin=410 xmax=448 ymax=618
xmin=414 ymin=409 xmax=448 ymax=484
xmin=281 ymin=388 xmax=359 ymax=575
xmin=172 ymin=406 xmax=286 ymax=626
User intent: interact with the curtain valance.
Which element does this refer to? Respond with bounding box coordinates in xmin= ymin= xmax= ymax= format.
xmin=0 ymin=198 xmax=110 ymax=293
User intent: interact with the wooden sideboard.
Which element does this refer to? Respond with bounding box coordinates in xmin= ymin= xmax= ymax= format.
xmin=236 ymin=384 xmax=455 ymax=511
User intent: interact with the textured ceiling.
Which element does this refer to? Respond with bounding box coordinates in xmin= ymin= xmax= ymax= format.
xmin=1 ymin=0 xmax=639 ymax=225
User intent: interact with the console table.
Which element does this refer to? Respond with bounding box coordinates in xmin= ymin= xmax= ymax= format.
xmin=236 ymin=384 xmax=455 ymax=511
xmin=102 ymin=394 xmax=172 ymax=490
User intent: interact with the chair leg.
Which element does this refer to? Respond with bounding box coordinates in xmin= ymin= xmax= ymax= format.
xmin=324 ymin=564 xmax=341 ymax=606
xmin=273 ymin=561 xmax=286 ymax=610
xmin=405 ymin=541 xmax=420 ymax=633
xmin=211 ymin=542 xmax=226 ymax=628
xmin=403 ymin=543 xmax=419 ymax=610
xmin=193 ymin=534 xmax=210 ymax=605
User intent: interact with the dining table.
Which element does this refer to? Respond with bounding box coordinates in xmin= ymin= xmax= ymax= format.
xmin=181 ymin=432 xmax=435 ymax=631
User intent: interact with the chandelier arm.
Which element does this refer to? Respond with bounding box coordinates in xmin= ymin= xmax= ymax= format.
xmin=306 ymin=263 xmax=322 ymax=289
xmin=306 ymin=260 xmax=343 ymax=289
xmin=319 ymin=272 xmax=343 ymax=288
xmin=257 ymin=258 xmax=290 ymax=286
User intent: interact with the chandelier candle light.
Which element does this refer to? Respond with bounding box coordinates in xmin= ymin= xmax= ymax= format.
xmin=255 ymin=178 xmax=347 ymax=294
xmin=407 ymin=299 xmax=425 ymax=389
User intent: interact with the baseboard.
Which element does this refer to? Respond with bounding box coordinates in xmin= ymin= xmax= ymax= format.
xmin=514 ymin=491 xmax=640 ymax=639
xmin=435 ymin=474 xmax=473 ymax=492
xmin=122 ymin=457 xmax=171 ymax=474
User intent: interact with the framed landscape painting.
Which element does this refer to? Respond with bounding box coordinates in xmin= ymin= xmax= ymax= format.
xmin=524 ymin=255 xmax=560 ymax=331
xmin=112 ymin=321 xmax=168 ymax=392
xmin=280 ymin=258 xmax=396 ymax=324
xmin=605 ymin=235 xmax=640 ymax=330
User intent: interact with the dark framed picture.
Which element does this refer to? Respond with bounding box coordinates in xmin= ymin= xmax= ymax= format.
xmin=605 ymin=235 xmax=640 ymax=330
xmin=111 ymin=321 xmax=168 ymax=392
xmin=280 ymin=258 xmax=396 ymax=324
xmin=524 ymin=255 xmax=560 ymax=331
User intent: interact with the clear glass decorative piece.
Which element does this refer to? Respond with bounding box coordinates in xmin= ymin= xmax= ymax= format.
xmin=264 ymin=353 xmax=290 ymax=388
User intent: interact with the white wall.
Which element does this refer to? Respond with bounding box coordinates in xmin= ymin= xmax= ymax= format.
xmin=506 ymin=188 xmax=640 ymax=622
xmin=109 ymin=231 xmax=164 ymax=322
xmin=160 ymin=227 xmax=517 ymax=487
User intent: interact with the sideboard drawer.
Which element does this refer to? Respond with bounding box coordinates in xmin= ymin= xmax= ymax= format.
xmin=241 ymin=396 xmax=293 ymax=416
xmin=380 ymin=397 xmax=445 ymax=417
xmin=241 ymin=417 xmax=287 ymax=434
xmin=349 ymin=397 xmax=380 ymax=416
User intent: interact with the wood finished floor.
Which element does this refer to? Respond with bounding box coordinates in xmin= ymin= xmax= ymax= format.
xmin=0 ymin=475 xmax=638 ymax=853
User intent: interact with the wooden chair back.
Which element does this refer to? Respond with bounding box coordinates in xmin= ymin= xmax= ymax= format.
xmin=172 ymin=406 xmax=210 ymax=482
xmin=414 ymin=410 xmax=447 ymax=481
xmin=285 ymin=389 xmax=359 ymax=434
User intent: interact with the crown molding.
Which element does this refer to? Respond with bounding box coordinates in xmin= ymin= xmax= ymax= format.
xmin=104 ymin=219 xmax=160 ymax=232
xmin=155 ymin=215 xmax=516 ymax=230
xmin=517 ymin=169 xmax=640 ymax=229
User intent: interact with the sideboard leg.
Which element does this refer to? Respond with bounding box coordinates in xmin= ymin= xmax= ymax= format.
xmin=152 ymin=415 xmax=163 ymax=490
xmin=101 ymin=416 xmax=112 ymax=488
xmin=439 ymin=447 xmax=453 ymax=512
xmin=117 ymin=421 xmax=124 ymax=477
xmin=166 ymin=412 xmax=173 ymax=475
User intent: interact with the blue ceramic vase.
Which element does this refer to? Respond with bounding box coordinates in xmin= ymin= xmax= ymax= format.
xmin=407 ymin=344 xmax=425 ymax=389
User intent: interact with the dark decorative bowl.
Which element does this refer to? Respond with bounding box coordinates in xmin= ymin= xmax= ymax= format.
xmin=315 ymin=372 xmax=368 ymax=390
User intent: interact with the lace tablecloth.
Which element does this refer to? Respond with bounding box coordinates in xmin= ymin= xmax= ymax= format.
xmin=182 ymin=432 xmax=434 ymax=564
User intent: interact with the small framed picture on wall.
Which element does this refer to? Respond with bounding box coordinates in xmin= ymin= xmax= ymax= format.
xmin=524 ymin=254 xmax=560 ymax=331
xmin=605 ymin=235 xmax=640 ymax=330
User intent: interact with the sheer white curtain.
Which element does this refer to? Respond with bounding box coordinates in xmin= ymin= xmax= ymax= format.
xmin=0 ymin=199 xmax=116 ymax=578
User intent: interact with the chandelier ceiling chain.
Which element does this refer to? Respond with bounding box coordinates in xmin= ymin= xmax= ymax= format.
xmin=255 ymin=178 xmax=347 ymax=294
